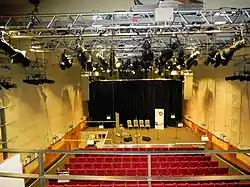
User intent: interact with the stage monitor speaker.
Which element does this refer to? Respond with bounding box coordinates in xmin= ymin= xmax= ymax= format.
xmin=124 ymin=136 xmax=133 ymax=142
xmin=142 ymin=136 xmax=151 ymax=142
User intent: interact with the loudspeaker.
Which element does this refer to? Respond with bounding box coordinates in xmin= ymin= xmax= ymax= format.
xmin=142 ymin=136 xmax=151 ymax=142
xmin=124 ymin=136 xmax=133 ymax=142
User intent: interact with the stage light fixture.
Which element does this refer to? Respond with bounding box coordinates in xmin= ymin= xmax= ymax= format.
xmin=176 ymin=47 xmax=185 ymax=68
xmin=115 ymin=58 xmax=123 ymax=69
xmin=142 ymin=40 xmax=151 ymax=51
xmin=77 ymin=49 xmax=88 ymax=70
xmin=59 ymin=50 xmax=72 ymax=70
xmin=170 ymin=39 xmax=181 ymax=51
xmin=132 ymin=57 xmax=141 ymax=71
xmin=213 ymin=39 xmax=245 ymax=68
xmin=0 ymin=80 xmax=17 ymax=90
xmin=159 ymin=49 xmax=173 ymax=65
xmin=204 ymin=47 xmax=217 ymax=66
xmin=185 ymin=51 xmax=200 ymax=69
xmin=23 ymin=74 xmax=55 ymax=85
xmin=225 ymin=73 xmax=250 ymax=82
xmin=0 ymin=36 xmax=30 ymax=67
xmin=98 ymin=57 xmax=109 ymax=71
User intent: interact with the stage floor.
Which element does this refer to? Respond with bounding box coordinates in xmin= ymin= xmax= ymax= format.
xmin=84 ymin=126 xmax=201 ymax=144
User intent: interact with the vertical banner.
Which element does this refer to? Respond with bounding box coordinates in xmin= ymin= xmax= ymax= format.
xmin=184 ymin=73 xmax=193 ymax=100
xmin=155 ymin=109 xmax=164 ymax=130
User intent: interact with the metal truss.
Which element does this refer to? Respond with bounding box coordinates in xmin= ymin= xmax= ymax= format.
xmin=28 ymin=34 xmax=244 ymax=55
xmin=1 ymin=8 xmax=250 ymax=39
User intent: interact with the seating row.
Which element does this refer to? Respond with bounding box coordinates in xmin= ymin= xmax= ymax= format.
xmin=65 ymin=161 xmax=218 ymax=169
xmin=47 ymin=182 xmax=250 ymax=187
xmin=78 ymin=146 xmax=200 ymax=152
xmin=70 ymin=155 xmax=210 ymax=163
xmin=68 ymin=167 xmax=229 ymax=176
xmin=151 ymin=167 xmax=229 ymax=176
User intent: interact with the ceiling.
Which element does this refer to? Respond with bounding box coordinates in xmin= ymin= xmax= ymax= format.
xmin=0 ymin=0 xmax=250 ymax=15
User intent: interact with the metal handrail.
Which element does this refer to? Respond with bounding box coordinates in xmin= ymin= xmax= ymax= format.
xmin=1 ymin=148 xmax=250 ymax=187
xmin=0 ymin=148 xmax=250 ymax=155
xmin=0 ymin=172 xmax=250 ymax=181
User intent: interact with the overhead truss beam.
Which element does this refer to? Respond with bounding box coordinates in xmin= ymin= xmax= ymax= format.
xmin=0 ymin=9 xmax=250 ymax=39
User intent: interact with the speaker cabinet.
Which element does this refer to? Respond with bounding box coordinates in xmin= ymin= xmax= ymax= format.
xmin=142 ymin=136 xmax=151 ymax=142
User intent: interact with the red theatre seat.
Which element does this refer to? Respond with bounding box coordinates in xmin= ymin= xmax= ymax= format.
xmin=164 ymin=184 xmax=177 ymax=187
xmin=177 ymin=184 xmax=189 ymax=187
xmin=214 ymin=183 xmax=227 ymax=187
xmin=201 ymin=184 xmax=214 ymax=187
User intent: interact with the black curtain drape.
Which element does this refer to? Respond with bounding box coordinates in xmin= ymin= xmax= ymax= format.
xmin=89 ymin=80 xmax=182 ymax=128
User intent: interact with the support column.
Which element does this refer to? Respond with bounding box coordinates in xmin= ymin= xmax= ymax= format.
xmin=0 ymin=107 xmax=8 ymax=160
xmin=147 ymin=154 xmax=152 ymax=187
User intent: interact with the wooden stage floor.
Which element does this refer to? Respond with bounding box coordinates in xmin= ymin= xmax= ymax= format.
xmin=84 ymin=126 xmax=201 ymax=145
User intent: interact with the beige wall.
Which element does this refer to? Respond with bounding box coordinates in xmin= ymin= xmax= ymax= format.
xmin=184 ymin=52 xmax=250 ymax=147
xmin=0 ymin=41 xmax=83 ymax=150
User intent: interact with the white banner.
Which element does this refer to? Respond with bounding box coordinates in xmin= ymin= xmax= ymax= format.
xmin=155 ymin=109 xmax=164 ymax=130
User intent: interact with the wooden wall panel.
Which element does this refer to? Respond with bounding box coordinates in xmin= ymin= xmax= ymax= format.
xmin=185 ymin=53 xmax=250 ymax=148
xmin=0 ymin=47 xmax=84 ymax=152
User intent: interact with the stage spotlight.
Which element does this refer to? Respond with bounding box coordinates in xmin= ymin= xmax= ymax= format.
xmin=122 ymin=58 xmax=133 ymax=71
xmin=77 ymin=49 xmax=88 ymax=70
xmin=98 ymin=57 xmax=109 ymax=71
xmin=0 ymin=81 xmax=17 ymax=90
xmin=159 ymin=49 xmax=173 ymax=65
xmin=59 ymin=50 xmax=72 ymax=70
xmin=204 ymin=47 xmax=217 ymax=66
xmin=23 ymin=74 xmax=55 ymax=85
xmin=132 ymin=57 xmax=141 ymax=71
xmin=115 ymin=58 xmax=123 ymax=69
xmin=142 ymin=50 xmax=154 ymax=61
xmin=176 ymin=47 xmax=185 ymax=69
xmin=213 ymin=40 xmax=245 ymax=68
xmin=170 ymin=39 xmax=181 ymax=51
xmin=0 ymin=36 xmax=30 ymax=67
xmin=185 ymin=51 xmax=200 ymax=69
xmin=142 ymin=40 xmax=151 ymax=51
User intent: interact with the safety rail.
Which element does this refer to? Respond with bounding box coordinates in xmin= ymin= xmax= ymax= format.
xmin=0 ymin=148 xmax=250 ymax=187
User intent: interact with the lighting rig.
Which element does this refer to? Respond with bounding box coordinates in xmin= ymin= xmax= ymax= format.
xmin=23 ymin=74 xmax=55 ymax=85
xmin=204 ymin=39 xmax=246 ymax=68
xmin=141 ymin=39 xmax=154 ymax=71
xmin=0 ymin=77 xmax=17 ymax=90
xmin=0 ymin=34 xmax=30 ymax=67
xmin=59 ymin=50 xmax=73 ymax=70
xmin=225 ymin=71 xmax=250 ymax=82
xmin=76 ymin=48 xmax=92 ymax=71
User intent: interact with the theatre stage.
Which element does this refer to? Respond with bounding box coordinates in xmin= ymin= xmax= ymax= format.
xmin=84 ymin=126 xmax=201 ymax=145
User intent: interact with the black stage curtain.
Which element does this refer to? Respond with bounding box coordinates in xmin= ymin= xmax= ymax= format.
xmin=89 ymin=80 xmax=182 ymax=128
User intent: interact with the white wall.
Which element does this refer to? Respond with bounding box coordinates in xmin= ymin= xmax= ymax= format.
xmin=0 ymin=154 xmax=25 ymax=187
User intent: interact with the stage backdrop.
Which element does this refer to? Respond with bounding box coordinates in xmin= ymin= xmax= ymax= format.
xmin=89 ymin=80 xmax=183 ymax=128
